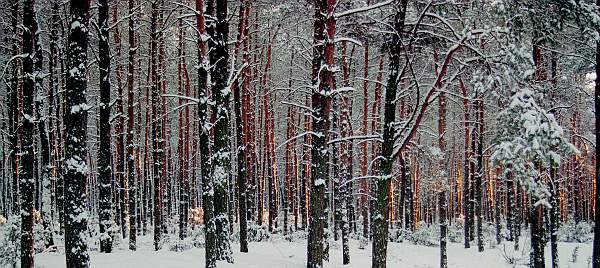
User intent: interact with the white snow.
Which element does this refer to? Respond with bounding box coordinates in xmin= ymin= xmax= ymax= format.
xmin=34 ymin=235 xmax=594 ymax=268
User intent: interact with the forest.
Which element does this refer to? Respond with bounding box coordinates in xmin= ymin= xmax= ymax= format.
xmin=0 ymin=0 xmax=599 ymax=267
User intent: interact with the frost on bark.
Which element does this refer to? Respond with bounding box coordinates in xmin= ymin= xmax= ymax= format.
xmin=97 ymin=0 xmax=113 ymax=254
xmin=64 ymin=0 xmax=91 ymax=267
xmin=307 ymin=0 xmax=336 ymax=267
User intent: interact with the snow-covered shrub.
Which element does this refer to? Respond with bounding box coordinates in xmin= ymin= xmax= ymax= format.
xmin=558 ymin=220 xmax=592 ymax=243
xmin=167 ymin=225 xmax=205 ymax=250
xmin=0 ymin=216 xmax=20 ymax=268
xmin=447 ymin=219 xmax=465 ymax=243
xmin=407 ymin=222 xmax=439 ymax=247
xmin=247 ymin=224 xmax=270 ymax=242
xmin=285 ymin=229 xmax=307 ymax=242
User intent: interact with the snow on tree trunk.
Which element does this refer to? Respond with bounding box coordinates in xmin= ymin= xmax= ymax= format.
xmin=64 ymin=0 xmax=91 ymax=266
xmin=207 ymin=0 xmax=233 ymax=262
xmin=307 ymin=0 xmax=336 ymax=267
xmin=196 ymin=0 xmax=216 ymax=266
xmin=97 ymin=0 xmax=113 ymax=254
xmin=21 ymin=0 xmax=37 ymax=266
xmin=126 ymin=0 xmax=137 ymax=251
xmin=150 ymin=0 xmax=164 ymax=252
xmin=372 ymin=1 xmax=407 ymax=267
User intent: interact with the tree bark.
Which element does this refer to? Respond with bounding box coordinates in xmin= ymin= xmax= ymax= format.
xmin=372 ymin=1 xmax=408 ymax=267
xmin=21 ymin=0 xmax=36 ymax=266
xmin=307 ymin=0 xmax=336 ymax=267
xmin=207 ymin=0 xmax=233 ymax=262
xmin=233 ymin=0 xmax=250 ymax=253
xmin=150 ymin=0 xmax=163 ymax=252
xmin=592 ymin=4 xmax=600 ymax=264
xmin=98 ymin=0 xmax=113 ymax=254
xmin=126 ymin=0 xmax=137 ymax=251
xmin=64 ymin=0 xmax=91 ymax=266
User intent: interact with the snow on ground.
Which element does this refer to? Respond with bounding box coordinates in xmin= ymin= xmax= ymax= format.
xmin=35 ymin=235 xmax=592 ymax=268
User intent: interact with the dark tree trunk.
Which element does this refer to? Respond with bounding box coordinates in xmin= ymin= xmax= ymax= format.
xmin=372 ymin=1 xmax=407 ymax=267
xmin=196 ymin=0 xmax=216 ymax=266
xmin=21 ymin=0 xmax=36 ymax=266
xmin=126 ymin=0 xmax=137 ymax=251
xmin=307 ymin=0 xmax=336 ymax=267
xmin=207 ymin=0 xmax=233 ymax=262
xmin=98 ymin=0 xmax=113 ymax=254
xmin=232 ymin=0 xmax=249 ymax=253
xmin=592 ymin=9 xmax=600 ymax=265
xmin=549 ymin=170 xmax=559 ymax=268
xmin=460 ymin=79 xmax=471 ymax=248
xmin=476 ymin=97 xmax=484 ymax=252
xmin=150 ymin=0 xmax=164 ymax=252
xmin=64 ymin=0 xmax=91 ymax=266
xmin=340 ymin=42 xmax=352 ymax=265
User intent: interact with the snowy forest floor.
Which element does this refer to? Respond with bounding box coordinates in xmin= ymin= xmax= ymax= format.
xmin=35 ymin=234 xmax=593 ymax=267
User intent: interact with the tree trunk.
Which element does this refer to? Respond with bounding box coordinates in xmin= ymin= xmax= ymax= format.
xmin=64 ymin=0 xmax=91 ymax=266
xmin=21 ymin=0 xmax=37 ymax=266
xmin=196 ymin=0 xmax=216 ymax=266
xmin=475 ymin=96 xmax=484 ymax=252
xmin=372 ymin=1 xmax=408 ymax=267
xmin=307 ymin=0 xmax=336 ymax=267
xmin=460 ymin=79 xmax=471 ymax=248
xmin=150 ymin=0 xmax=163 ymax=251
xmin=207 ymin=0 xmax=233 ymax=262
xmin=592 ymin=6 xmax=600 ymax=265
xmin=126 ymin=0 xmax=137 ymax=251
xmin=98 ymin=0 xmax=113 ymax=254
xmin=233 ymin=0 xmax=250 ymax=253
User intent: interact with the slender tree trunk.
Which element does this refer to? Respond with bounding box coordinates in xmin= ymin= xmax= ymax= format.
xmin=112 ymin=5 xmax=127 ymax=239
xmin=126 ymin=0 xmax=137 ymax=250
xmin=197 ymin=0 xmax=215 ymax=265
xmin=9 ymin=0 xmax=20 ymax=216
xmin=97 ymin=0 xmax=113 ymax=254
xmin=360 ymin=39 xmax=370 ymax=240
xmin=64 ymin=0 xmax=91 ymax=266
xmin=233 ymin=0 xmax=250 ymax=253
xmin=592 ymin=6 xmax=600 ymax=265
xmin=150 ymin=0 xmax=163 ymax=251
xmin=21 ymin=0 xmax=37 ymax=266
xmin=475 ymin=96 xmax=484 ymax=252
xmin=372 ymin=1 xmax=408 ymax=267
xmin=460 ymin=79 xmax=471 ymax=248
